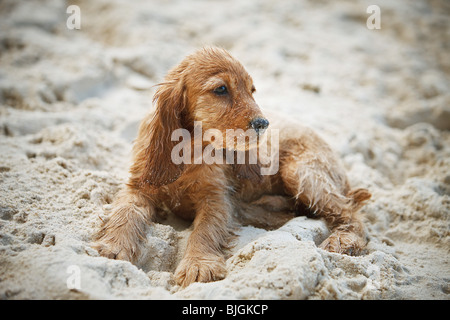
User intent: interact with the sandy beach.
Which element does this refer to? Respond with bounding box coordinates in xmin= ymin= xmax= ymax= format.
xmin=0 ymin=0 xmax=449 ymax=299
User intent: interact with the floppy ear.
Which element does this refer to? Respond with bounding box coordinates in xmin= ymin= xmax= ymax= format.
xmin=131 ymin=76 xmax=188 ymax=188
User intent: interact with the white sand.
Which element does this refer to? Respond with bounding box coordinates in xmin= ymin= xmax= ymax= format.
xmin=0 ymin=0 xmax=449 ymax=299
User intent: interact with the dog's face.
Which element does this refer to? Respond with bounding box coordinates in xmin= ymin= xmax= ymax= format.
xmin=182 ymin=48 xmax=269 ymax=150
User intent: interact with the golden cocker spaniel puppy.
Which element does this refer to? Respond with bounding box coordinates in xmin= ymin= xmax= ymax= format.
xmin=93 ymin=47 xmax=371 ymax=287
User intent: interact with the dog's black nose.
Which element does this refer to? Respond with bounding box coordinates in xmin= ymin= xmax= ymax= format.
xmin=250 ymin=118 xmax=269 ymax=132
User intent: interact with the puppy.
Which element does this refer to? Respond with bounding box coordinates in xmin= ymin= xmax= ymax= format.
xmin=93 ymin=47 xmax=371 ymax=287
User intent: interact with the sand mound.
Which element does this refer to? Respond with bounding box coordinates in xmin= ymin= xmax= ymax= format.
xmin=0 ymin=0 xmax=449 ymax=299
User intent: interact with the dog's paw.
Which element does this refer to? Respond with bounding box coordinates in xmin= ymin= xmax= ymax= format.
xmin=92 ymin=239 xmax=135 ymax=262
xmin=174 ymin=255 xmax=226 ymax=287
xmin=319 ymin=231 xmax=365 ymax=256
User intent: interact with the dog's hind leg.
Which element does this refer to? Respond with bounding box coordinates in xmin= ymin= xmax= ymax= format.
xmin=279 ymin=144 xmax=371 ymax=255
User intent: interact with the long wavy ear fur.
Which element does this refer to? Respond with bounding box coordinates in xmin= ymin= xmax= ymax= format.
xmin=129 ymin=72 xmax=188 ymax=188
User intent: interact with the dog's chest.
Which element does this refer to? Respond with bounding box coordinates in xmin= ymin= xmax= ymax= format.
xmin=156 ymin=185 xmax=196 ymax=220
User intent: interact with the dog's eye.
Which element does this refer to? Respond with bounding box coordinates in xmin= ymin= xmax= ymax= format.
xmin=213 ymin=85 xmax=228 ymax=96
xmin=251 ymin=85 xmax=256 ymax=93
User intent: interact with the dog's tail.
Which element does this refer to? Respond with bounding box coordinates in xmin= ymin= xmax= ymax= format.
xmin=347 ymin=188 xmax=372 ymax=212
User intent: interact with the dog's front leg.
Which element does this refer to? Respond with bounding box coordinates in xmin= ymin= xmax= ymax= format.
xmin=93 ymin=186 xmax=155 ymax=262
xmin=175 ymin=183 xmax=231 ymax=287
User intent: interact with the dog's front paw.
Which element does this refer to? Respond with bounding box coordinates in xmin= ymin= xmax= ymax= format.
xmin=319 ymin=231 xmax=366 ymax=256
xmin=175 ymin=255 xmax=226 ymax=287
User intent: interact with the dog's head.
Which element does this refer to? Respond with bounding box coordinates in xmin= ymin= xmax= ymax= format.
xmin=185 ymin=47 xmax=268 ymax=144
xmin=139 ymin=47 xmax=268 ymax=187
